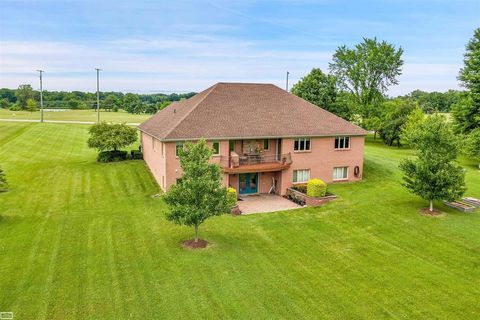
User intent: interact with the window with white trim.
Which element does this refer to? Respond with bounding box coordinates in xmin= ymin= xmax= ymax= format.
xmin=293 ymin=169 xmax=310 ymax=183
xmin=333 ymin=167 xmax=348 ymax=180
xmin=335 ymin=137 xmax=350 ymax=149
xmin=212 ymin=141 xmax=220 ymax=155
xmin=294 ymin=138 xmax=311 ymax=151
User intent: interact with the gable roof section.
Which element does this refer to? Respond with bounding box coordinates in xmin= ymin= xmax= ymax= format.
xmin=138 ymin=82 xmax=367 ymax=140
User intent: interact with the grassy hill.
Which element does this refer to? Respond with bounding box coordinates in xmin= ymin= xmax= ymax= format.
xmin=0 ymin=123 xmax=479 ymax=319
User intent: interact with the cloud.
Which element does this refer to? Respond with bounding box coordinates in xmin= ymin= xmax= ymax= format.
xmin=0 ymin=39 xmax=463 ymax=94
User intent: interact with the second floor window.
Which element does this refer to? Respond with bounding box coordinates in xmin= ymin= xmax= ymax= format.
xmin=335 ymin=137 xmax=350 ymax=149
xmin=176 ymin=141 xmax=184 ymax=157
xmin=294 ymin=138 xmax=311 ymax=151
xmin=212 ymin=141 xmax=220 ymax=155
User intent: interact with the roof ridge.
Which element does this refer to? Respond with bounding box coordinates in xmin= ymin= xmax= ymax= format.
xmin=162 ymin=83 xmax=219 ymax=139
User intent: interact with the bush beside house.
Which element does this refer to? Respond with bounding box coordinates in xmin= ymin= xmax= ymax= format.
xmin=307 ymin=179 xmax=327 ymax=197
xmin=87 ymin=122 xmax=138 ymax=162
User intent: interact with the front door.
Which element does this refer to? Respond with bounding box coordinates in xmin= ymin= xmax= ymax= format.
xmin=239 ymin=173 xmax=258 ymax=194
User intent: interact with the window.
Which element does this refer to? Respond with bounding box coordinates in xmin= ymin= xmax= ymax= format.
xmin=176 ymin=141 xmax=184 ymax=157
xmin=212 ymin=141 xmax=220 ymax=155
xmin=333 ymin=167 xmax=348 ymax=180
xmin=152 ymin=136 xmax=155 ymax=151
xmin=335 ymin=137 xmax=350 ymax=150
xmin=294 ymin=138 xmax=311 ymax=151
xmin=229 ymin=140 xmax=235 ymax=152
xmin=293 ymin=169 xmax=310 ymax=183
xmin=263 ymin=139 xmax=269 ymax=150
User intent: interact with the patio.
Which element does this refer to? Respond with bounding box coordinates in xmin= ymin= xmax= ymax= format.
xmin=238 ymin=194 xmax=301 ymax=214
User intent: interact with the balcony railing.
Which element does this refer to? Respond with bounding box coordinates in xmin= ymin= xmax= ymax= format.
xmin=219 ymin=152 xmax=292 ymax=169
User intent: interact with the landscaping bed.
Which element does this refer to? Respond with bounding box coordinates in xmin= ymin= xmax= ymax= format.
xmin=286 ymin=186 xmax=336 ymax=207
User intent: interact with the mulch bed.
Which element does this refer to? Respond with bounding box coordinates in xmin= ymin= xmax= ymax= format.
xmin=182 ymin=239 xmax=208 ymax=249
xmin=419 ymin=208 xmax=443 ymax=216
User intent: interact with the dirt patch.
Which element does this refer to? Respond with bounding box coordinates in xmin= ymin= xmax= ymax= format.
xmin=182 ymin=239 xmax=208 ymax=249
xmin=419 ymin=208 xmax=443 ymax=216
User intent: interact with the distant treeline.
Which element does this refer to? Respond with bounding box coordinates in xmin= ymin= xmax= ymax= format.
xmin=395 ymin=89 xmax=463 ymax=113
xmin=0 ymin=86 xmax=196 ymax=114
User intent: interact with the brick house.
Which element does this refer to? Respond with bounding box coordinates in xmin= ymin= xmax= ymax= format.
xmin=138 ymin=82 xmax=367 ymax=196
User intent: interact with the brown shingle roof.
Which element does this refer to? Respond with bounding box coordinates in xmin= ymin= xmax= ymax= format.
xmin=138 ymin=82 xmax=367 ymax=140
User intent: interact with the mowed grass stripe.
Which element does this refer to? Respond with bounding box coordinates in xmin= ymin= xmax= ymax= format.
xmin=0 ymin=123 xmax=479 ymax=319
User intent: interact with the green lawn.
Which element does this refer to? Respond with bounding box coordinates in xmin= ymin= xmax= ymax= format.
xmin=0 ymin=109 xmax=150 ymax=123
xmin=0 ymin=123 xmax=479 ymax=319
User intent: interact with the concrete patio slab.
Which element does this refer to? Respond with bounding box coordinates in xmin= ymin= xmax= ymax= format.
xmin=238 ymin=194 xmax=301 ymax=214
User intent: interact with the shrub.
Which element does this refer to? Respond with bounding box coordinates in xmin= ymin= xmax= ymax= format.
xmin=97 ymin=150 xmax=128 ymax=163
xmin=291 ymin=184 xmax=307 ymax=194
xmin=130 ymin=149 xmax=143 ymax=160
xmin=226 ymin=187 xmax=237 ymax=209
xmin=307 ymin=179 xmax=327 ymax=198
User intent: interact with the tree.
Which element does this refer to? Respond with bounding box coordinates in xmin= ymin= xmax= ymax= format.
xmin=15 ymin=84 xmax=34 ymax=110
xmin=453 ymin=28 xmax=480 ymax=133
xmin=291 ymin=68 xmax=343 ymax=115
xmin=103 ymin=94 xmax=120 ymax=112
xmin=87 ymin=122 xmax=137 ymax=152
xmin=399 ymin=115 xmax=466 ymax=212
xmin=0 ymin=99 xmax=10 ymax=109
xmin=0 ymin=167 xmax=7 ymax=192
xmin=163 ymin=139 xmax=231 ymax=244
xmin=464 ymin=128 xmax=480 ymax=165
xmin=378 ymin=99 xmax=417 ymax=146
xmin=329 ymin=38 xmax=403 ymax=118
xmin=26 ymin=98 xmax=38 ymax=112
xmin=123 ymin=93 xmax=142 ymax=114
xmin=401 ymin=106 xmax=425 ymax=145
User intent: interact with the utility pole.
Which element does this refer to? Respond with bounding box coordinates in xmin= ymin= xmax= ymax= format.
xmin=37 ymin=70 xmax=44 ymax=122
xmin=95 ymin=68 xmax=102 ymax=123
xmin=286 ymin=71 xmax=290 ymax=92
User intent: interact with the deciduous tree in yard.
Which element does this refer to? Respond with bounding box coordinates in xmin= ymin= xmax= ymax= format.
xmin=329 ymin=38 xmax=403 ymax=125
xmin=87 ymin=122 xmax=137 ymax=152
xmin=15 ymin=84 xmax=34 ymax=110
xmin=464 ymin=128 xmax=480 ymax=167
xmin=163 ymin=139 xmax=231 ymax=247
xmin=400 ymin=115 xmax=466 ymax=213
xmin=452 ymin=28 xmax=480 ymax=134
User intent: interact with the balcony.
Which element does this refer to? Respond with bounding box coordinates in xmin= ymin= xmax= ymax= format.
xmin=220 ymin=152 xmax=292 ymax=173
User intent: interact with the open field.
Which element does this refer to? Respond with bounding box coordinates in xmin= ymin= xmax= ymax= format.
xmin=0 ymin=109 xmax=150 ymax=123
xmin=0 ymin=123 xmax=479 ymax=319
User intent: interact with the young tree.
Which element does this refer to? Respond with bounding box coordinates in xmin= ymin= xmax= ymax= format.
xmin=87 ymin=122 xmax=137 ymax=152
xmin=0 ymin=167 xmax=7 ymax=192
xmin=453 ymin=28 xmax=480 ymax=133
xmin=15 ymin=84 xmax=34 ymax=110
xmin=26 ymin=98 xmax=38 ymax=112
xmin=163 ymin=139 xmax=231 ymax=244
xmin=401 ymin=106 xmax=425 ymax=145
xmin=329 ymin=38 xmax=403 ymax=120
xmin=399 ymin=115 xmax=466 ymax=212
